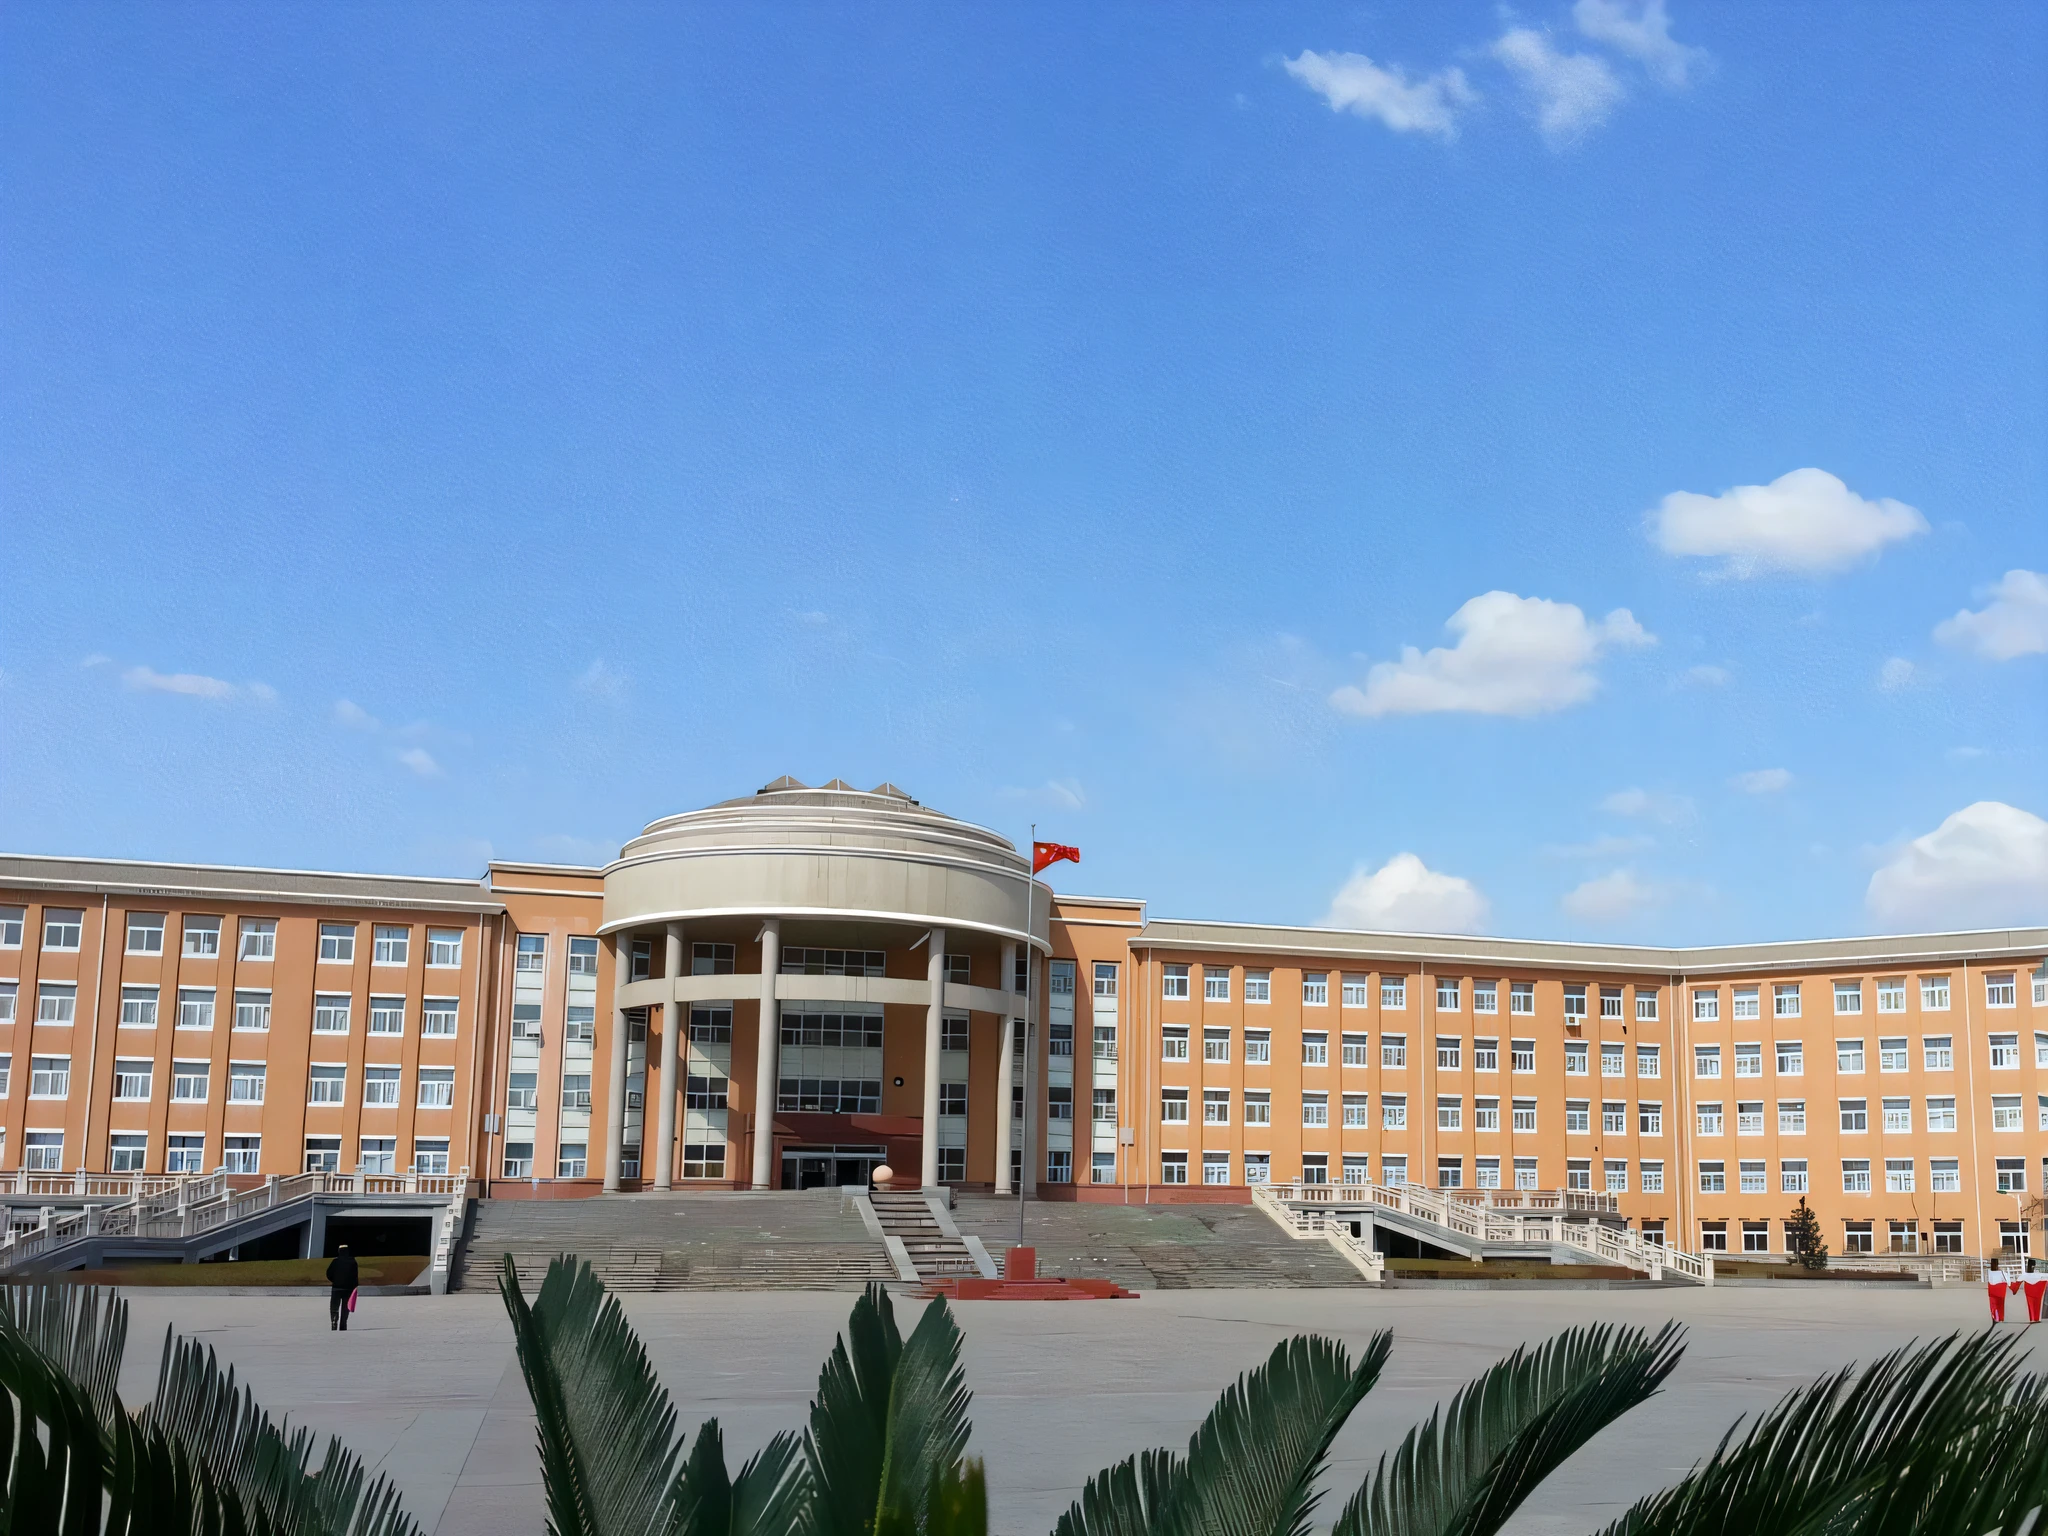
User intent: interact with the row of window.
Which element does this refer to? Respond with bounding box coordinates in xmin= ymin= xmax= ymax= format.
xmin=1690 ymin=1034 xmax=2040 ymax=1075
xmin=0 ymin=909 xmax=467 ymax=967
xmin=1158 ymin=1029 xmax=1662 ymax=1074
xmin=8 ymin=1130 xmax=451 ymax=1175
xmin=1691 ymin=973 xmax=2042 ymax=1019
xmin=1695 ymin=1095 xmax=2045 ymax=1134
xmin=1699 ymin=1218 xmax=1974 ymax=1255
xmin=1696 ymin=1156 xmax=2037 ymax=1196
xmin=0 ymin=982 xmax=461 ymax=1036
xmin=9 ymin=1053 xmax=457 ymax=1107
xmin=513 ymin=934 xmax=603 ymax=975
xmin=1154 ymin=968 xmax=1668 ymax=1019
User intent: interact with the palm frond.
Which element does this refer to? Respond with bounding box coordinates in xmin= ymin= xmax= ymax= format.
xmin=729 ymin=1433 xmax=807 ymax=1536
xmin=1334 ymin=1322 xmax=1682 ymax=1536
xmin=1051 ymin=1447 xmax=1184 ymax=1536
xmin=0 ymin=1282 xmax=129 ymax=1424
xmin=803 ymin=1282 xmax=904 ymax=1536
xmin=672 ymin=1420 xmax=736 ymax=1536
xmin=1599 ymin=1331 xmax=2029 ymax=1536
xmin=0 ymin=1322 xmax=106 ymax=1536
xmin=872 ymin=1297 xmax=972 ymax=1533
xmin=500 ymin=1252 xmax=690 ymax=1536
xmin=923 ymin=1459 xmax=988 ymax=1536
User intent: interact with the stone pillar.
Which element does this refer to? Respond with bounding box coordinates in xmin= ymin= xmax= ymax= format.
xmin=750 ymin=919 xmax=781 ymax=1190
xmin=923 ymin=928 xmax=947 ymax=1190
xmin=994 ymin=941 xmax=1019 ymax=1194
xmin=653 ymin=923 xmax=684 ymax=1190
xmin=603 ymin=934 xmax=633 ymax=1191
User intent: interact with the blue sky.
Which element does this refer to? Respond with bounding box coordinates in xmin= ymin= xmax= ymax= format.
xmin=2 ymin=3 xmax=2044 ymax=943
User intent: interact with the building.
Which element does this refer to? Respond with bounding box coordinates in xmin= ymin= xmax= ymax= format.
xmin=2 ymin=777 xmax=2044 ymax=1262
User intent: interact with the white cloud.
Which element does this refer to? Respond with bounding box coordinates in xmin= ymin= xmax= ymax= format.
xmin=1647 ymin=468 xmax=1928 ymax=576
xmin=1573 ymin=0 xmax=1709 ymax=88
xmin=1321 ymin=853 xmax=1489 ymax=933
xmin=80 ymin=654 xmax=111 ymax=669
xmin=1284 ymin=49 xmax=1476 ymax=140
xmin=1562 ymin=868 xmax=1667 ymax=924
xmin=1947 ymin=746 xmax=1987 ymax=762
xmin=397 ymin=747 xmax=442 ymax=779
xmin=1330 ymin=593 xmax=1652 ymax=718
xmin=1541 ymin=833 xmax=1655 ymax=859
xmin=575 ymin=659 xmax=628 ymax=700
xmin=1601 ymin=787 xmax=1694 ymax=823
xmin=1000 ymin=779 xmax=1088 ymax=810
xmin=1866 ymin=801 xmax=2048 ymax=929
xmin=1933 ymin=569 xmax=2048 ymax=661
xmin=1679 ymin=664 xmax=1729 ymax=688
xmin=1490 ymin=28 xmax=1625 ymax=147
xmin=1878 ymin=657 xmax=1917 ymax=691
xmin=333 ymin=699 xmax=381 ymax=731
xmin=123 ymin=666 xmax=238 ymax=700
xmin=1730 ymin=767 xmax=1793 ymax=794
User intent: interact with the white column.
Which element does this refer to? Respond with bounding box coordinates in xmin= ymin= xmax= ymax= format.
xmin=652 ymin=923 xmax=683 ymax=1190
xmin=1021 ymin=948 xmax=1038 ymax=1197
xmin=923 ymin=928 xmax=947 ymax=1190
xmin=994 ymin=942 xmax=1019 ymax=1194
xmin=750 ymin=919 xmax=781 ymax=1190
xmin=602 ymin=932 xmax=632 ymax=1191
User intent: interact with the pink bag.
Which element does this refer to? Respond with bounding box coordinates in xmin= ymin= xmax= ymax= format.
xmin=348 ymin=1287 xmax=359 ymax=1312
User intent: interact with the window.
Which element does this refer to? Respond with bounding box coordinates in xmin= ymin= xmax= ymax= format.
xmin=38 ymin=983 xmax=77 ymax=1024
xmin=1205 ymin=966 xmax=1232 ymax=1002
xmin=415 ymin=1138 xmax=451 ymax=1175
xmin=1697 ymin=1102 xmax=1723 ymax=1135
xmin=1693 ymin=989 xmax=1719 ymax=1023
xmin=1841 ymin=1159 xmax=1871 ymax=1194
xmin=1436 ymin=1095 xmax=1461 ymax=1131
xmin=1779 ymin=1099 xmax=1806 ymax=1133
xmin=1303 ymin=1032 xmax=1329 ymax=1066
xmin=1382 ymin=1034 xmax=1406 ymax=1069
xmin=422 ymin=997 xmax=458 ymax=1037
xmin=1640 ymin=1161 xmax=1664 ymax=1194
xmin=1242 ymin=1029 xmax=1270 ymax=1065
xmin=1867 ymin=1037 xmax=1907 ymax=1075
xmin=685 ymin=1072 xmax=729 ymax=1111
xmin=1563 ymin=985 xmax=1587 ymax=1022
xmin=1921 ymin=975 xmax=1950 ymax=1011
xmin=1093 ymin=1024 xmax=1119 ymax=1062
xmin=0 ymin=907 xmax=20 ymax=947
xmin=1990 ymin=1033 xmax=2021 ymax=1070
xmin=43 ymin=910 xmax=84 ymax=951
xmin=1509 ymin=981 xmax=1534 ymax=1016
xmin=2039 ymin=1033 xmax=2048 ymax=1070
xmin=567 ymin=1001 xmax=599 ymax=1042
xmin=1593 ymin=1158 xmax=1622 ymax=1193
xmin=1436 ymin=1037 xmax=1460 ymax=1070
xmin=1879 ymin=1096 xmax=1911 ymax=1133
xmin=1830 ymin=979 xmax=1864 ymax=1016
xmin=309 ymin=1065 xmax=346 ymax=1105
xmin=1639 ymin=1101 xmax=1662 ymax=1134
xmin=1998 ymin=1159 xmax=2028 ymax=1194
xmin=1599 ymin=985 xmax=1622 ymax=1020
xmin=1304 ymin=973 xmax=1329 ymax=1007
xmin=1161 ymin=1088 xmax=1189 ymax=1124
xmin=369 ymin=996 xmax=405 ymax=1036
xmin=1160 ymin=1153 xmax=1188 ymax=1186
xmin=1243 ymin=1090 xmax=1271 ymax=1126
xmin=365 ymin=1066 xmax=402 ymax=1107
xmin=113 ymin=1059 xmax=152 ymax=1100
xmin=1341 ymin=1032 xmax=1368 ymax=1067
xmin=229 ymin=1062 xmax=266 ymax=1103
xmin=1931 ymin=1158 xmax=1962 ymax=1193
xmin=373 ymin=926 xmax=409 ymax=966
xmin=1092 ymin=1151 xmax=1119 ymax=1185
xmin=1474 ymin=1038 xmax=1499 ymax=1072
xmin=1734 ymin=1043 xmax=1761 ymax=1078
xmin=1473 ymin=980 xmax=1498 ymax=1015
xmin=1436 ymin=978 xmax=1460 ymax=1012
xmin=1694 ymin=1045 xmax=1720 ymax=1079
xmin=940 ymin=1082 xmax=970 ymax=1116
xmin=1245 ymin=970 xmax=1271 ymax=1004
xmin=559 ymin=1144 xmax=589 ymax=1178
xmin=686 ymin=941 xmax=735 ymax=977
xmin=1739 ymin=1160 xmax=1766 ymax=1194
xmin=1773 ymin=983 xmax=1801 ymax=1018
xmin=1511 ymin=1039 xmax=1536 ymax=1073
xmin=1603 ymin=1100 xmax=1627 ymax=1134
xmin=172 ymin=1060 xmax=207 ymax=1102
xmin=1361 ymin=974 xmax=1397 ymax=1011
xmin=120 ymin=985 xmax=158 ymax=1027
xmin=688 ymin=1007 xmax=733 ymax=1045
xmin=24 ymin=1133 xmax=63 ymax=1172
xmin=1093 ymin=962 xmax=1118 ymax=998
xmin=503 ymin=1142 xmax=535 ymax=1178
xmin=1636 ymin=1044 xmax=1660 ymax=1078
xmin=1382 ymin=1095 xmax=1407 ymax=1130
xmin=943 ymin=953 xmax=971 ymax=986
xmin=1304 ymin=1092 xmax=1331 ymax=1128
xmin=1162 ymin=964 xmax=1189 ymax=1000
xmin=1602 ymin=1043 xmax=1625 ymax=1077
xmin=30 ymin=1057 xmax=69 ymax=1097
xmin=126 ymin=913 xmax=165 ymax=954
xmin=1884 ymin=1157 xmax=1915 ymax=1194
xmin=175 ymin=988 xmax=213 ymax=1030
xmin=314 ymin=994 xmax=351 ymax=1034
xmin=1839 ymin=1098 xmax=1868 ymax=1133
xmin=1566 ymin=1099 xmax=1591 ymax=1134
xmin=1203 ymin=1088 xmax=1231 ymax=1125
xmin=1635 ymin=987 xmax=1659 ymax=1021
xmin=316 ymin=923 xmax=356 ymax=963
xmin=1513 ymin=1098 xmax=1537 ymax=1132
xmin=1926 ymin=1096 xmax=1957 ymax=1132
xmin=1736 ymin=1101 xmax=1763 ymax=1136
xmin=1781 ymin=1159 xmax=1809 ymax=1193
xmin=568 ymin=937 xmax=599 ymax=976
xmin=91 ymin=1129 xmax=135 ymax=1172
xmin=182 ymin=917 xmax=220 ymax=957
xmin=1565 ymin=1042 xmax=1589 ymax=1076
xmin=1197 ymin=1151 xmax=1231 ymax=1187
xmin=1837 ymin=1039 xmax=1865 ymax=1073
xmin=1512 ymin=1156 xmax=1538 ymax=1190
xmin=515 ymin=934 xmax=548 ymax=975
xmin=167 ymin=1135 xmax=205 ymax=1174
xmin=1732 ymin=987 xmax=1760 ymax=1020
xmin=1988 ymin=972 xmax=2018 ymax=1009
xmin=218 ymin=985 xmax=270 ymax=1034
xmin=940 ymin=1016 xmax=970 ymax=1052
xmin=506 ymin=1073 xmax=538 ymax=1111
xmin=420 ymin=929 xmax=461 ymax=968
xmin=1993 ymin=1095 xmax=2023 ymax=1132
xmin=1699 ymin=1161 xmax=1726 ymax=1194
xmin=1565 ymin=1159 xmax=1591 ymax=1192
xmin=1162 ymin=1026 xmax=1189 ymax=1062
xmin=1742 ymin=1221 xmax=1771 ymax=1254
xmin=776 ymin=1079 xmax=882 ymax=1114
xmin=0 ymin=984 xmax=12 ymax=1024
xmin=233 ymin=919 xmax=274 ymax=961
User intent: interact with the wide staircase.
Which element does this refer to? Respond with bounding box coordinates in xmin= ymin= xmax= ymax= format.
xmin=951 ymin=1197 xmax=1371 ymax=1289
xmin=456 ymin=1190 xmax=896 ymax=1293
xmin=866 ymin=1188 xmax=981 ymax=1278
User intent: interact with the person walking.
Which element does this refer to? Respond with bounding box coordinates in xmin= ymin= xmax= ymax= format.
xmin=2024 ymin=1258 xmax=2047 ymax=1324
xmin=1985 ymin=1256 xmax=2016 ymax=1323
xmin=327 ymin=1244 xmax=360 ymax=1331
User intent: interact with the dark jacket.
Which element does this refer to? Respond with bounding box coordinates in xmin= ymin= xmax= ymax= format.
xmin=326 ymin=1253 xmax=360 ymax=1291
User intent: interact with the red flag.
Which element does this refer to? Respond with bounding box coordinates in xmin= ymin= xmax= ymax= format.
xmin=1033 ymin=841 xmax=1080 ymax=874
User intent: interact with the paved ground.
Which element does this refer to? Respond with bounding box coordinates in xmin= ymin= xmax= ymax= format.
xmin=110 ymin=1283 xmax=2026 ymax=1536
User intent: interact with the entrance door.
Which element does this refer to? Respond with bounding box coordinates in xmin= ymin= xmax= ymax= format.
xmin=782 ymin=1153 xmax=835 ymax=1190
xmin=780 ymin=1145 xmax=887 ymax=1190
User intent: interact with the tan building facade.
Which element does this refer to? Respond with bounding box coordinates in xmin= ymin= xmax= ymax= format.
xmin=3 ymin=778 xmax=2043 ymax=1261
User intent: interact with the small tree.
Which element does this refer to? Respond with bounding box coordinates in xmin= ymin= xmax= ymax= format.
xmin=1786 ymin=1196 xmax=1828 ymax=1269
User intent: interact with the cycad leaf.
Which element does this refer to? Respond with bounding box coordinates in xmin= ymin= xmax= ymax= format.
xmin=729 ymin=1432 xmax=806 ymax=1536
xmin=501 ymin=1253 xmax=686 ymax=1536
xmin=672 ymin=1420 xmax=735 ymax=1536
xmin=803 ymin=1282 xmax=905 ymax=1536
xmin=0 ymin=1282 xmax=129 ymax=1424
xmin=874 ymin=1297 xmax=972 ymax=1532
xmin=925 ymin=1460 xmax=989 ymax=1536
xmin=1335 ymin=1322 xmax=1681 ymax=1536
xmin=1170 ymin=1331 xmax=1392 ymax=1536
xmin=1599 ymin=1332 xmax=2027 ymax=1536
xmin=1052 ymin=1447 xmax=1185 ymax=1536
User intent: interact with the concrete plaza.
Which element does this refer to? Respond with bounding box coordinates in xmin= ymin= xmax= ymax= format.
xmin=111 ymin=1283 xmax=2025 ymax=1536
